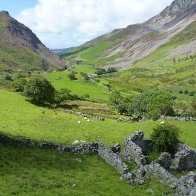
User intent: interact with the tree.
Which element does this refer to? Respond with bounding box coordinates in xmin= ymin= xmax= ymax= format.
xmin=24 ymin=77 xmax=55 ymax=104
xmin=127 ymin=90 xmax=175 ymax=119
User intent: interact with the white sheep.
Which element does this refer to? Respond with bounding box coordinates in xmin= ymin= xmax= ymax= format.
xmin=72 ymin=140 xmax=79 ymax=145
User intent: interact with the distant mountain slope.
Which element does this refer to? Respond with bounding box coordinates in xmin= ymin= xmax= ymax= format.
xmin=65 ymin=0 xmax=196 ymax=69
xmin=0 ymin=11 xmax=65 ymax=71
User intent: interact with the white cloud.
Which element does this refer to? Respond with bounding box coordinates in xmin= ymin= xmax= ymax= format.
xmin=17 ymin=0 xmax=173 ymax=48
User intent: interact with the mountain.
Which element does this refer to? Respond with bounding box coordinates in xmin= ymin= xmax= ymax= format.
xmin=0 ymin=11 xmax=65 ymax=71
xmin=66 ymin=0 xmax=196 ymax=69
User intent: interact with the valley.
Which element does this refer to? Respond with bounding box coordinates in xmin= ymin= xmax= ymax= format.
xmin=0 ymin=0 xmax=195 ymax=195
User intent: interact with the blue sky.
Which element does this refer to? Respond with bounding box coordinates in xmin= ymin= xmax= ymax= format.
xmin=0 ymin=0 xmax=37 ymax=17
xmin=0 ymin=0 xmax=173 ymax=49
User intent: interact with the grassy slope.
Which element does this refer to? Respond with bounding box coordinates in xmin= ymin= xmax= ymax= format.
xmin=0 ymin=89 xmax=195 ymax=148
xmin=0 ymin=43 xmax=50 ymax=71
xmin=0 ymin=144 xmax=174 ymax=196
xmin=106 ymin=22 xmax=196 ymax=95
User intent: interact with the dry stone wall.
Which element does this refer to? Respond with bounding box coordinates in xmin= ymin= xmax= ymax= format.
xmin=0 ymin=131 xmax=196 ymax=195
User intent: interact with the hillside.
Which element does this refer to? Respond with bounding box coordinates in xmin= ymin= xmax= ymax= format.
xmin=0 ymin=11 xmax=65 ymax=71
xmin=64 ymin=0 xmax=196 ymax=69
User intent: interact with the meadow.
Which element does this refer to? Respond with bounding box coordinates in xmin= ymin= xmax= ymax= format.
xmin=0 ymin=89 xmax=195 ymax=148
xmin=48 ymin=65 xmax=109 ymax=101
xmin=0 ymin=144 xmax=174 ymax=196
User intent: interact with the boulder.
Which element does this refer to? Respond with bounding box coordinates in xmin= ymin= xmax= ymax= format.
xmin=172 ymin=144 xmax=196 ymax=171
xmin=156 ymin=152 xmax=171 ymax=170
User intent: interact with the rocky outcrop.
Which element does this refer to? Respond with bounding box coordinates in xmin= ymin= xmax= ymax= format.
xmin=172 ymin=144 xmax=196 ymax=171
xmin=163 ymin=0 xmax=196 ymax=14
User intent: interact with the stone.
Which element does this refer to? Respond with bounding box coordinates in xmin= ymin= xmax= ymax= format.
xmin=124 ymin=131 xmax=147 ymax=165
xmin=144 ymin=163 xmax=177 ymax=184
xmin=172 ymin=143 xmax=196 ymax=171
xmin=111 ymin=143 xmax=121 ymax=154
xmin=156 ymin=152 xmax=171 ymax=170
xmin=98 ymin=143 xmax=130 ymax=175
xmin=171 ymin=171 xmax=196 ymax=196
xmin=146 ymin=188 xmax=154 ymax=194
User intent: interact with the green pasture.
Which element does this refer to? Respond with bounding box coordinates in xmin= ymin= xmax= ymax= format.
xmin=0 ymin=89 xmax=195 ymax=148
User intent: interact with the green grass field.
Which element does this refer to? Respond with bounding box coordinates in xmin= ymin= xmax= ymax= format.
xmin=0 ymin=89 xmax=195 ymax=148
xmin=0 ymin=144 xmax=175 ymax=196
xmin=48 ymin=66 xmax=109 ymax=101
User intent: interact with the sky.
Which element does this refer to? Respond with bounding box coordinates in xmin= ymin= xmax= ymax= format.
xmin=0 ymin=0 xmax=173 ymax=49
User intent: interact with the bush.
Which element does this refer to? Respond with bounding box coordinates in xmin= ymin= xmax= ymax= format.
xmin=117 ymin=103 xmax=128 ymax=115
xmin=12 ymin=78 xmax=27 ymax=92
xmin=109 ymin=91 xmax=123 ymax=106
xmin=24 ymin=77 xmax=55 ymax=104
xmin=68 ymin=72 xmax=77 ymax=80
xmin=189 ymin=91 xmax=195 ymax=96
xmin=81 ymin=72 xmax=90 ymax=82
xmin=184 ymin=89 xmax=189 ymax=94
xmin=107 ymin=67 xmax=117 ymax=73
xmin=151 ymin=123 xmax=180 ymax=153
xmin=4 ymin=74 xmax=12 ymax=81
xmin=95 ymin=68 xmax=106 ymax=75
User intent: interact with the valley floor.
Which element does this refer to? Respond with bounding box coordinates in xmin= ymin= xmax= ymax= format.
xmin=0 ymin=88 xmax=195 ymax=148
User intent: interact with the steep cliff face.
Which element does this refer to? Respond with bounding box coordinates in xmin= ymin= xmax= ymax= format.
xmin=0 ymin=11 xmax=65 ymax=71
xmin=165 ymin=0 xmax=196 ymax=13
xmin=74 ymin=0 xmax=196 ymax=69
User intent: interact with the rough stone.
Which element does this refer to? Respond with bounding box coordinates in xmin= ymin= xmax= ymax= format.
xmin=144 ymin=163 xmax=177 ymax=184
xmin=172 ymin=143 xmax=196 ymax=171
xmin=111 ymin=143 xmax=121 ymax=154
xmin=98 ymin=143 xmax=131 ymax=176
xmin=171 ymin=171 xmax=196 ymax=196
xmin=124 ymin=131 xmax=148 ymax=165
xmin=156 ymin=152 xmax=172 ymax=170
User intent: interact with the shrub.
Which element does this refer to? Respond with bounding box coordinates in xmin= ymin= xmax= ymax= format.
xmin=117 ymin=103 xmax=128 ymax=115
xmin=95 ymin=68 xmax=106 ymax=75
xmin=184 ymin=89 xmax=189 ymax=94
xmin=68 ymin=72 xmax=77 ymax=80
xmin=150 ymin=123 xmax=180 ymax=153
xmin=12 ymin=78 xmax=27 ymax=92
xmin=107 ymin=67 xmax=117 ymax=73
xmin=109 ymin=91 xmax=123 ymax=106
xmin=4 ymin=74 xmax=12 ymax=81
xmin=178 ymin=90 xmax=183 ymax=94
xmin=24 ymin=77 xmax=55 ymax=104
xmin=189 ymin=91 xmax=195 ymax=96
xmin=81 ymin=72 xmax=90 ymax=82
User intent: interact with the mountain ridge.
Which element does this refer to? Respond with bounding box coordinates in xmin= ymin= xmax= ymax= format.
xmin=0 ymin=11 xmax=65 ymax=71
xmin=69 ymin=0 xmax=196 ymax=69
